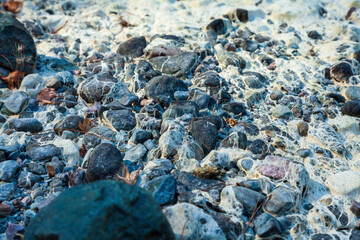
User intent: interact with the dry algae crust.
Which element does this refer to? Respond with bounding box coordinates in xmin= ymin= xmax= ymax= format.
xmin=25 ymin=180 xmax=174 ymax=240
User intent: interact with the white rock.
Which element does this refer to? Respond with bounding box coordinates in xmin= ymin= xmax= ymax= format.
xmin=163 ymin=203 xmax=226 ymax=240
xmin=326 ymin=170 xmax=360 ymax=199
xmin=159 ymin=130 xmax=184 ymax=158
xmin=53 ymin=139 xmax=80 ymax=167
xmin=19 ymin=74 xmax=44 ymax=91
xmin=123 ymin=144 xmax=147 ymax=163
xmin=200 ymin=150 xmax=230 ymax=169
xmin=175 ymin=158 xmax=200 ymax=172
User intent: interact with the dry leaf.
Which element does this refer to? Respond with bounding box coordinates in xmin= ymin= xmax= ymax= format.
xmin=36 ymin=88 xmax=58 ymax=104
xmin=78 ymin=117 xmax=93 ymax=132
xmin=225 ymin=117 xmax=237 ymax=127
xmin=2 ymin=0 xmax=23 ymax=14
xmin=79 ymin=144 xmax=87 ymax=158
xmin=119 ymin=16 xmax=134 ymax=28
xmin=0 ymin=71 xmax=24 ymax=90
xmin=116 ymin=164 xmax=140 ymax=185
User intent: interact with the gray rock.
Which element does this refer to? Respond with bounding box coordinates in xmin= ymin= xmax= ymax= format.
xmin=254 ymin=213 xmax=283 ymax=238
xmin=9 ymin=118 xmax=43 ymax=133
xmin=264 ymin=187 xmax=296 ymax=216
xmin=83 ymin=126 xmax=117 ymax=149
xmin=309 ymin=123 xmax=346 ymax=155
xmin=189 ymin=89 xmax=210 ymax=109
xmin=215 ymin=44 xmax=246 ymax=69
xmin=242 ymin=72 xmax=266 ymax=89
xmin=0 ymin=13 xmax=37 ymax=75
xmin=130 ymin=129 xmax=152 ymax=144
xmin=144 ymin=175 xmax=176 ymax=205
xmin=78 ymin=73 xmax=129 ymax=104
xmin=190 ymin=120 xmax=218 ymax=154
xmin=143 ymin=158 xmax=174 ymax=180
xmin=0 ymin=160 xmax=20 ymax=181
xmin=244 ymin=39 xmax=259 ymax=52
xmin=297 ymin=121 xmax=309 ymax=136
xmin=19 ymin=74 xmax=44 ymax=91
xmin=220 ymin=131 xmax=247 ymax=149
xmin=25 ymin=180 xmax=174 ymax=240
xmin=0 ymin=182 xmax=15 ymax=201
xmin=162 ymin=100 xmax=199 ymax=119
xmin=26 ymin=145 xmax=62 ymax=162
xmin=341 ymin=100 xmax=360 ymax=118
xmin=248 ymin=139 xmax=267 ymax=155
xmin=159 ymin=129 xmax=184 ymax=158
xmin=85 ymin=143 xmax=124 ymax=182
xmin=163 ymin=203 xmax=226 ymax=240
xmin=270 ymin=89 xmax=284 ymax=100
xmin=296 ymin=148 xmax=311 ymax=158
xmin=225 ymin=9 xmax=249 ymax=22
xmin=271 ymin=105 xmax=292 ymax=118
xmin=205 ymin=18 xmax=231 ymax=35
xmin=174 ymin=91 xmax=189 ymax=101
xmin=123 ymin=144 xmax=147 ymax=163
xmin=149 ymin=52 xmax=198 ymax=78
xmin=18 ymin=171 xmax=41 ymax=188
xmin=145 ymin=75 xmax=188 ymax=103
xmin=4 ymin=91 xmax=30 ymax=114
xmin=116 ymin=36 xmax=147 ymax=58
xmin=28 ymin=162 xmax=46 ymax=175
xmin=101 ymin=109 xmax=136 ymax=131
xmin=200 ymin=150 xmax=230 ymax=170
xmin=54 ymin=115 xmax=84 ymax=135
xmin=330 ymin=61 xmax=354 ymax=82
xmin=345 ymin=86 xmax=360 ymax=100
xmin=221 ymin=102 xmax=246 ymax=115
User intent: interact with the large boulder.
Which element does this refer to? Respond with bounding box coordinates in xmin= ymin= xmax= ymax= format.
xmin=25 ymin=180 xmax=174 ymax=240
xmin=0 ymin=13 xmax=37 ymax=75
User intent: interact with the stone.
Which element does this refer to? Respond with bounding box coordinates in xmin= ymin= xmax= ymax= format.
xmin=215 ymin=44 xmax=246 ymax=69
xmin=4 ymin=91 xmax=30 ymax=114
xmin=270 ymin=89 xmax=284 ymax=100
xmin=242 ymin=71 xmax=266 ymax=89
xmin=25 ymin=180 xmax=174 ymax=240
xmin=19 ymin=74 xmax=44 ymax=91
xmin=341 ymin=100 xmax=360 ymax=118
xmin=130 ymin=129 xmax=152 ymax=144
xmin=28 ymin=162 xmax=46 ymax=175
xmin=244 ymin=39 xmax=259 ymax=52
xmin=326 ymin=171 xmax=360 ymax=199
xmin=345 ymin=86 xmax=360 ymax=100
xmin=18 ymin=171 xmax=41 ymax=188
xmin=296 ymin=148 xmax=311 ymax=158
xmin=190 ymin=120 xmax=218 ymax=154
xmin=0 ymin=13 xmax=37 ymax=75
xmin=0 ymin=203 xmax=11 ymax=217
xmin=297 ymin=121 xmax=308 ymax=136
xmin=78 ymin=73 xmax=129 ymax=104
xmin=219 ymin=131 xmax=247 ymax=149
xmin=330 ymin=61 xmax=353 ymax=82
xmin=145 ymin=75 xmax=188 ymax=103
xmin=46 ymin=159 xmax=64 ymax=176
xmin=149 ymin=52 xmax=198 ymax=78
xmin=0 ymin=182 xmax=15 ymax=201
xmin=26 ymin=145 xmax=62 ymax=162
xmin=206 ymin=18 xmax=231 ymax=35
xmin=310 ymin=234 xmax=334 ymax=240
xmin=85 ymin=143 xmax=124 ymax=182
xmin=53 ymin=139 xmax=80 ymax=167
xmin=101 ymin=109 xmax=136 ymax=131
xmin=200 ymin=150 xmax=230 ymax=170
xmin=247 ymin=139 xmax=267 ymax=155
xmin=163 ymin=203 xmax=226 ymax=240
xmin=143 ymin=158 xmax=174 ymax=180
xmin=189 ymin=89 xmax=210 ymax=109
xmin=0 ymin=160 xmax=20 ymax=181
xmin=163 ymin=100 xmax=199 ymax=119
xmin=264 ymin=187 xmax=296 ymax=216
xmin=123 ymin=144 xmax=147 ymax=163
xmin=83 ymin=126 xmax=117 ymax=149
xmin=159 ymin=129 xmax=184 ymax=158
xmin=254 ymin=213 xmax=283 ymax=238
xmin=308 ymin=30 xmax=322 ymax=40
xmin=54 ymin=115 xmax=84 ymax=135
xmin=116 ymin=36 xmax=147 ymax=58
xmin=221 ymin=102 xmax=246 ymax=115
xmin=144 ymin=175 xmax=176 ymax=205
xmin=271 ymin=105 xmax=292 ymax=118
xmin=225 ymin=9 xmax=249 ymax=22
xmin=8 ymin=118 xmax=43 ymax=133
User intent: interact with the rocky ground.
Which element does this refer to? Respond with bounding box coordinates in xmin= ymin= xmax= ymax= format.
xmin=1 ymin=0 xmax=360 ymax=239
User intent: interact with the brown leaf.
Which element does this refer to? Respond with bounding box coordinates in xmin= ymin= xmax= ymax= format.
xmin=79 ymin=144 xmax=87 ymax=158
xmin=36 ymin=88 xmax=58 ymax=104
xmin=119 ymin=16 xmax=134 ymax=28
xmin=85 ymin=101 xmax=101 ymax=117
xmin=225 ymin=117 xmax=237 ymax=127
xmin=116 ymin=164 xmax=140 ymax=185
xmin=78 ymin=117 xmax=93 ymax=132
xmin=0 ymin=70 xmax=24 ymax=90
xmin=2 ymin=0 xmax=23 ymax=14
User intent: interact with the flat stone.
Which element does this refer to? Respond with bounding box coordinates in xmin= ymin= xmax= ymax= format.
xmin=116 ymin=36 xmax=147 ymax=58
xmin=9 ymin=118 xmax=43 ymax=133
xmin=0 ymin=160 xmax=20 ymax=181
xmin=4 ymin=91 xmax=30 ymax=114
xmin=26 ymin=145 xmax=62 ymax=162
xmin=326 ymin=171 xmax=360 ymax=199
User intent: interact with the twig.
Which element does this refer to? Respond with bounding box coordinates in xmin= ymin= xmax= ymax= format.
xmin=0 ymin=54 xmax=13 ymax=71
xmin=52 ymin=20 xmax=69 ymax=34
xmin=180 ymin=218 xmax=189 ymax=240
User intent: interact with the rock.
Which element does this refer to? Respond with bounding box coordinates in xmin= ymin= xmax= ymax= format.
xmin=8 ymin=118 xmax=43 ymax=133
xmin=189 ymin=89 xmax=210 ymax=109
xmin=144 ymin=175 xmax=176 ymax=205
xmin=18 ymin=171 xmax=41 ymax=188
xmin=341 ymin=100 xmax=360 ymax=117
xmin=159 ymin=129 xmax=184 ymax=158
xmin=264 ymin=187 xmax=296 ymax=216
xmin=123 ymin=144 xmax=147 ymax=163
xmin=296 ymin=148 xmax=311 ymax=158
xmin=244 ymin=39 xmax=259 ymax=52
xmin=143 ymin=158 xmax=174 ymax=180
xmin=271 ymin=105 xmax=292 ymax=118
xmin=190 ymin=120 xmax=218 ymax=154
xmin=308 ymin=123 xmax=346 ymax=155
xmin=350 ymin=200 xmax=360 ymax=217
xmin=46 ymin=159 xmax=64 ymax=177
xmin=219 ymin=131 xmax=247 ymax=149
xmin=308 ymin=30 xmax=322 ymax=40
xmin=247 ymin=139 xmax=267 ymax=155
xmin=0 ymin=160 xmax=20 ymax=181
xmin=101 ymin=109 xmax=136 ymax=131
xmin=330 ymin=61 xmax=353 ymax=82
xmin=4 ymin=91 xmax=30 ymax=114
xmin=85 ymin=143 xmax=124 ymax=182
xmin=205 ymin=18 xmax=231 ymax=35
xmin=130 ymin=129 xmax=152 ymax=144
xmin=297 ymin=121 xmax=308 ymax=136
xmin=53 ymin=139 xmax=80 ymax=167
xmin=19 ymin=74 xmax=44 ymax=91
xmin=149 ymin=52 xmax=198 ymax=78
xmin=163 ymin=203 xmax=226 ymax=240
xmin=78 ymin=73 xmax=129 ymax=104
xmin=54 ymin=115 xmax=84 ymax=135
xmin=219 ymin=186 xmax=266 ymax=218
xmin=254 ymin=213 xmax=283 ymax=238
xmin=326 ymin=171 xmax=360 ymax=199
xmin=201 ymin=150 xmax=230 ymax=170
xmin=28 ymin=162 xmax=46 ymax=175
xmin=345 ymin=86 xmax=360 ymax=100
xmin=225 ymin=9 xmax=249 ymax=22
xmin=270 ymin=89 xmax=284 ymax=100
xmin=215 ymin=44 xmax=246 ymax=69
xmin=116 ymin=36 xmax=147 ymax=58
xmin=242 ymin=71 xmax=266 ymax=89
xmin=350 ymin=229 xmax=360 ymax=240
xmin=83 ymin=127 xmax=117 ymax=149
xmin=0 ymin=203 xmax=11 ymax=217
xmin=26 ymin=145 xmax=62 ymax=162
xmin=25 ymin=180 xmax=174 ymax=240
xmin=145 ymin=75 xmax=188 ymax=103
xmin=221 ymin=102 xmax=246 ymax=115
xmin=258 ymin=155 xmax=309 ymax=191
xmin=163 ymin=100 xmax=199 ymax=119
xmin=0 ymin=13 xmax=37 ymax=75
xmin=0 ymin=182 xmax=15 ymax=201
xmin=310 ymin=234 xmax=334 ymax=240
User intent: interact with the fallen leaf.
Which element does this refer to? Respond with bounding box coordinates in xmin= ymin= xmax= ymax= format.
xmin=36 ymin=88 xmax=58 ymax=104
xmin=79 ymin=144 xmax=87 ymax=158
xmin=116 ymin=164 xmax=140 ymax=185
xmin=78 ymin=117 xmax=93 ymax=132
xmin=225 ymin=117 xmax=237 ymax=127
xmin=2 ymin=0 xmax=23 ymax=14
xmin=119 ymin=16 xmax=134 ymax=28
xmin=0 ymin=70 xmax=24 ymax=89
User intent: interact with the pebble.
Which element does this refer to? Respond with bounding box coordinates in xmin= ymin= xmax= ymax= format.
xmin=116 ymin=36 xmax=147 ymax=58
xmin=264 ymin=187 xmax=296 ymax=216
xmin=4 ymin=91 xmax=30 ymax=114
xmin=144 ymin=175 xmax=176 ymax=205
xmin=190 ymin=120 xmax=218 ymax=154
xmin=345 ymin=86 xmax=360 ymax=100
xmin=330 ymin=61 xmax=354 ymax=82
xmin=341 ymin=100 xmax=360 ymax=118
xmin=8 ymin=118 xmax=43 ymax=133
xmin=26 ymin=145 xmax=62 ymax=162
xmin=0 ymin=160 xmax=20 ymax=181
xmin=219 ymin=131 xmax=247 ymax=149
xmin=101 ymin=109 xmax=136 ymax=131
xmin=254 ymin=213 xmax=283 ymax=238
xmin=271 ymin=105 xmax=292 ymax=118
